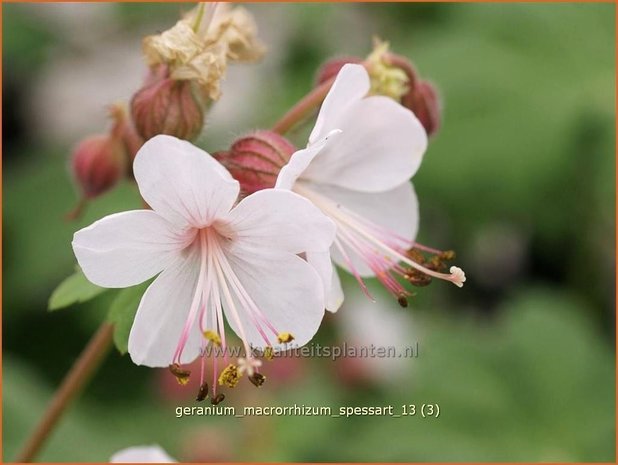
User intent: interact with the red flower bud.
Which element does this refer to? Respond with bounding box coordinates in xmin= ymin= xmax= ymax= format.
xmin=315 ymin=56 xmax=362 ymax=86
xmin=71 ymin=134 xmax=126 ymax=199
xmin=109 ymin=103 xmax=144 ymax=162
xmin=215 ymin=130 xmax=296 ymax=194
xmin=316 ymin=47 xmax=442 ymax=137
xmin=131 ymin=65 xmax=205 ymax=142
xmin=402 ymin=79 xmax=441 ymax=137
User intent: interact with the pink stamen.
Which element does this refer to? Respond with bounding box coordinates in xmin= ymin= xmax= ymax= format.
xmin=333 ymin=236 xmax=374 ymax=301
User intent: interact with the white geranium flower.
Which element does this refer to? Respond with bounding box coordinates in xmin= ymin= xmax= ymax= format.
xmin=276 ymin=64 xmax=465 ymax=311
xmin=73 ymin=135 xmax=334 ymax=399
xmin=110 ymin=445 xmax=176 ymax=463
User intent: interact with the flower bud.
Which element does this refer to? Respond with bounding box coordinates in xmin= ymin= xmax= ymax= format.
xmin=109 ymin=103 xmax=143 ymax=161
xmin=401 ymin=79 xmax=441 ymax=137
xmin=315 ymin=56 xmax=362 ymax=86
xmin=214 ymin=130 xmax=296 ymax=194
xmin=316 ymin=40 xmax=442 ymax=136
xmin=131 ymin=65 xmax=205 ymax=141
xmin=71 ymin=134 xmax=126 ymax=199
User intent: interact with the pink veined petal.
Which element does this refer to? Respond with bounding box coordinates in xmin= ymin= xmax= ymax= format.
xmin=303 ymin=96 xmax=428 ymax=193
xmin=275 ymin=130 xmax=341 ymax=190
xmin=222 ymin=250 xmax=325 ymax=350
xmin=72 ymin=210 xmax=185 ymax=288
xmin=225 ymin=188 xmax=336 ymax=256
xmin=306 ymin=251 xmax=343 ymax=313
xmin=110 ymin=446 xmax=176 ymax=463
xmin=309 ymin=63 xmax=370 ymax=144
xmin=133 ymin=135 xmax=239 ymax=228
xmin=321 ymin=182 xmax=419 ymax=277
xmin=128 ymin=249 xmax=203 ymax=367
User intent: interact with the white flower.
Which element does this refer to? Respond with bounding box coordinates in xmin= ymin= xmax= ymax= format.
xmin=110 ymin=445 xmax=176 ymax=463
xmin=276 ymin=64 xmax=465 ymax=311
xmin=73 ymin=135 xmax=335 ymax=397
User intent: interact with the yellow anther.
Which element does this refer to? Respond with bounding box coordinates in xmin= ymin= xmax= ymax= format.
xmin=218 ymin=364 xmax=242 ymax=388
xmin=277 ymin=332 xmax=295 ymax=344
xmin=169 ymin=363 xmax=191 ymax=386
xmin=263 ymin=346 xmax=275 ymax=360
xmin=203 ymin=329 xmax=222 ymax=346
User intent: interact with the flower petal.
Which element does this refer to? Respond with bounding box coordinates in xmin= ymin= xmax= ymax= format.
xmin=128 ymin=250 xmax=202 ymax=367
xmin=306 ymin=251 xmax=343 ymax=313
xmin=72 ymin=210 xmax=184 ymax=288
xmin=275 ymin=130 xmax=340 ymax=190
xmin=223 ymin=250 xmax=325 ymax=350
xmin=309 ymin=63 xmax=370 ymax=144
xmin=133 ymin=135 xmax=239 ymax=227
xmin=323 ymin=182 xmax=419 ymax=276
xmin=303 ymin=95 xmax=427 ymax=192
xmin=110 ymin=445 xmax=176 ymax=463
xmin=225 ymin=189 xmax=335 ymax=255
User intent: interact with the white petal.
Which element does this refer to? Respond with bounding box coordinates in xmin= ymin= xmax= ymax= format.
xmin=128 ymin=250 xmax=202 ymax=367
xmin=303 ymin=96 xmax=427 ymax=192
xmin=275 ymin=130 xmax=340 ymax=190
xmin=306 ymin=252 xmax=343 ymax=313
xmin=323 ymin=182 xmax=419 ymax=277
xmin=309 ymin=64 xmax=370 ymax=144
xmin=327 ymin=267 xmax=344 ymax=313
xmin=133 ymin=135 xmax=239 ymax=227
xmin=226 ymin=189 xmax=335 ymax=255
xmin=110 ymin=445 xmax=176 ymax=463
xmin=223 ymin=250 xmax=325 ymax=350
xmin=72 ymin=210 xmax=184 ymax=288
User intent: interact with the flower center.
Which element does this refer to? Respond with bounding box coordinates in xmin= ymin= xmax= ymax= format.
xmin=294 ymin=183 xmax=466 ymax=305
xmin=169 ymin=225 xmax=294 ymax=404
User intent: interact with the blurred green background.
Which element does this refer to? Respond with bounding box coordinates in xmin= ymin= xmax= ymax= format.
xmin=3 ymin=2 xmax=615 ymax=462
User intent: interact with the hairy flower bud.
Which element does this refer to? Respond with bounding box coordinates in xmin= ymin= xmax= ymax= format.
xmin=214 ymin=130 xmax=296 ymax=194
xmin=71 ymin=134 xmax=126 ymax=199
xmin=315 ymin=56 xmax=362 ymax=86
xmin=316 ymin=40 xmax=442 ymax=136
xmin=401 ymin=79 xmax=441 ymax=137
xmin=131 ymin=65 xmax=205 ymax=141
xmin=109 ymin=103 xmax=143 ymax=161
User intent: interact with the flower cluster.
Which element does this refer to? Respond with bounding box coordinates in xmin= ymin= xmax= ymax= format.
xmin=69 ymin=3 xmax=465 ymax=404
xmin=69 ymin=3 xmax=264 ymax=215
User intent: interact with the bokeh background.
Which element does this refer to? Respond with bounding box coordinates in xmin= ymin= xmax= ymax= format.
xmin=3 ymin=2 xmax=616 ymax=462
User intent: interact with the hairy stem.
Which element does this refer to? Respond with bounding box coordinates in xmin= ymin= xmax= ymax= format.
xmin=16 ymin=323 xmax=115 ymax=462
xmin=271 ymin=61 xmax=370 ymax=135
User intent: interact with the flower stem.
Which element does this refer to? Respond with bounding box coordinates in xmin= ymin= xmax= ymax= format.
xmin=15 ymin=322 xmax=115 ymax=463
xmin=271 ymin=61 xmax=370 ymax=135
xmin=271 ymin=76 xmax=336 ymax=135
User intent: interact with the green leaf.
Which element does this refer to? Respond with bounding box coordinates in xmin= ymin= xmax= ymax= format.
xmin=107 ymin=281 xmax=151 ymax=354
xmin=48 ymin=269 xmax=107 ymax=311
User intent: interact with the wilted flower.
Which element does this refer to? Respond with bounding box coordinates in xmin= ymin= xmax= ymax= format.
xmin=214 ymin=130 xmax=296 ymax=194
xmin=110 ymin=445 xmax=176 ymax=463
xmin=276 ymin=64 xmax=464 ymax=310
xmin=72 ymin=135 xmax=334 ymax=402
xmin=143 ymin=3 xmax=265 ymax=102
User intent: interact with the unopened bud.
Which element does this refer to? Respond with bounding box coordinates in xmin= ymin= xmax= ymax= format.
xmin=316 ymin=41 xmax=442 ymax=137
xmin=71 ymin=134 xmax=126 ymax=200
xmin=131 ymin=65 xmax=205 ymax=141
xmin=214 ymin=130 xmax=296 ymax=194
xmin=401 ymin=80 xmax=440 ymax=137
xmin=109 ymin=103 xmax=143 ymax=162
xmin=315 ymin=56 xmax=362 ymax=86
